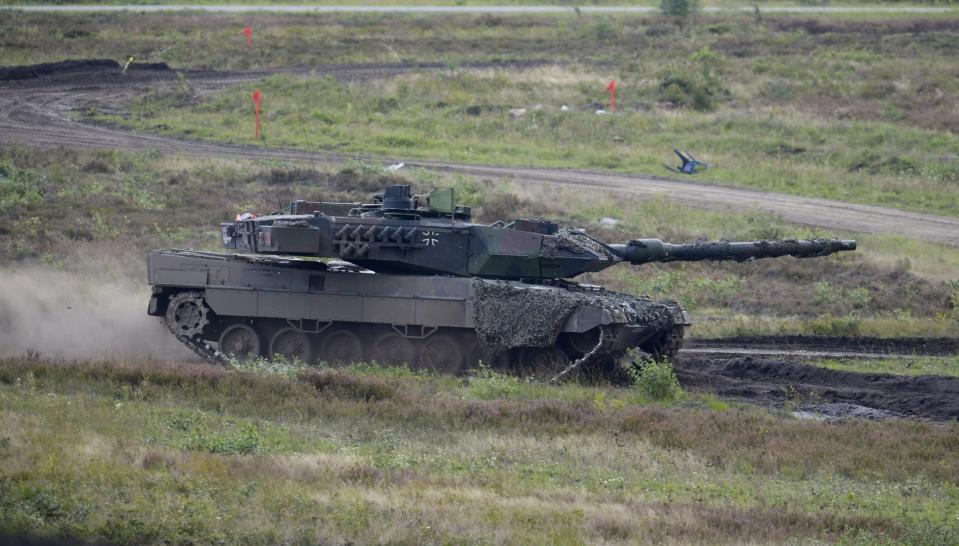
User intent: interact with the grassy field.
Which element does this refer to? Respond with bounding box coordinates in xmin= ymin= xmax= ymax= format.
xmin=3 ymin=12 xmax=959 ymax=546
xmin=1 ymin=356 xmax=957 ymax=545
xmin=18 ymin=13 xmax=952 ymax=216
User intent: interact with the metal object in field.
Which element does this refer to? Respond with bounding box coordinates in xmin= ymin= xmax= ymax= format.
xmin=148 ymin=184 xmax=855 ymax=379
xmin=665 ymin=149 xmax=708 ymax=175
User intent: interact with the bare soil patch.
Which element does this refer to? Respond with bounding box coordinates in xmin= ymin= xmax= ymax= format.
xmin=676 ymin=354 xmax=959 ymax=421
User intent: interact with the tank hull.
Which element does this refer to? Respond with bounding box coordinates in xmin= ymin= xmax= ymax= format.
xmin=148 ymin=249 xmax=690 ymax=376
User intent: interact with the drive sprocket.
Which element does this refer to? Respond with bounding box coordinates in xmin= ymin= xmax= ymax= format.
xmin=165 ymin=291 xmax=211 ymax=338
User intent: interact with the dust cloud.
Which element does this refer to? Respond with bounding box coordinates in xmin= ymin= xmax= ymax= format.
xmin=0 ymin=267 xmax=196 ymax=360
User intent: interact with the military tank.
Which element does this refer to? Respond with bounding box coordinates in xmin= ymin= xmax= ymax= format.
xmin=148 ymin=184 xmax=855 ymax=379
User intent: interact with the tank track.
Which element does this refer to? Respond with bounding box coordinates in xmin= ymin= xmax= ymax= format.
xmin=549 ymin=325 xmax=612 ymax=383
xmin=171 ymin=331 xmax=230 ymax=367
xmin=163 ymin=291 xmax=229 ymax=366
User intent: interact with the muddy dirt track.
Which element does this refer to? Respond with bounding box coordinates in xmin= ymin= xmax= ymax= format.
xmin=675 ymin=354 xmax=959 ymax=421
xmin=2 ymin=60 xmax=958 ymax=247
xmin=676 ymin=336 xmax=959 ymax=421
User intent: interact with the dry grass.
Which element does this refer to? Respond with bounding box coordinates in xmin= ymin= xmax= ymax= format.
xmin=0 ymin=356 xmax=957 ymax=544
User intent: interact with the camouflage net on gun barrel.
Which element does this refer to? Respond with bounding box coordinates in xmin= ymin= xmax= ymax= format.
xmin=541 ymin=228 xmax=618 ymax=261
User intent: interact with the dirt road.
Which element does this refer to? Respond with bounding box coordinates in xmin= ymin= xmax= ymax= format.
xmin=2 ymin=60 xmax=958 ymax=247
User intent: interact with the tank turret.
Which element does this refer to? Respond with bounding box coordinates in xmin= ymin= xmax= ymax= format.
xmin=222 ymin=184 xmax=855 ymax=280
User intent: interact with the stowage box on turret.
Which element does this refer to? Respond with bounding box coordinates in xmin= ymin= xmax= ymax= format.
xmin=148 ymin=185 xmax=855 ymax=378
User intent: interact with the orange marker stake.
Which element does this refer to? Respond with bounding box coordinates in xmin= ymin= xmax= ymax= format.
xmin=242 ymin=25 xmax=253 ymax=50
xmin=607 ymin=79 xmax=616 ymax=112
xmin=252 ymin=89 xmax=261 ymax=138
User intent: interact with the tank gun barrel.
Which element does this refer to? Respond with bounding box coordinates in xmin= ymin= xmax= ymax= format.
xmin=608 ymin=238 xmax=856 ymax=265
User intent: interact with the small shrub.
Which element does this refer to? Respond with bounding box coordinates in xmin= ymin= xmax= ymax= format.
xmin=17 ymin=486 xmax=63 ymax=521
xmin=0 ymin=165 xmax=45 ymax=213
xmin=298 ymin=368 xmax=396 ymax=402
xmin=744 ymin=212 xmax=785 ymax=240
xmin=627 ymin=354 xmax=682 ymax=402
xmin=185 ymin=422 xmax=261 ymax=455
xmin=230 ymin=354 xmax=306 ymax=379
xmin=657 ymin=73 xmax=717 ymax=111
xmin=593 ymin=17 xmax=617 ymax=41
xmin=660 ymin=0 xmax=700 ymax=19
xmin=467 ymin=364 xmax=522 ymax=400
xmin=949 ymin=280 xmax=959 ymax=322
xmin=808 ymin=316 xmax=861 ymax=336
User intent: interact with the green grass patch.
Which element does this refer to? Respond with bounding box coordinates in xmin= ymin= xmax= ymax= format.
xmin=811 ymin=356 xmax=959 ymax=377
xmin=690 ymin=312 xmax=959 ymax=339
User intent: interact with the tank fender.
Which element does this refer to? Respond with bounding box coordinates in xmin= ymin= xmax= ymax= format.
xmin=148 ymin=294 xmax=163 ymax=316
xmin=561 ymin=306 xmax=607 ymax=333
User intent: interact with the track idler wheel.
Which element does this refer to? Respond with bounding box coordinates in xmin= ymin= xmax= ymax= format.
xmin=640 ymin=326 xmax=685 ymax=362
xmin=165 ymin=292 xmax=211 ymax=338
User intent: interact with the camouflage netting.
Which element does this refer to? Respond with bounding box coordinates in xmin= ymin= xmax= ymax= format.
xmin=470 ymin=279 xmax=681 ymax=354
xmin=541 ymin=228 xmax=618 ymax=261
xmin=272 ymin=220 xmax=313 ymax=228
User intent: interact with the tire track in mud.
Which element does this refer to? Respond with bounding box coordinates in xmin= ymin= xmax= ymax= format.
xmin=1 ymin=62 xmax=958 ymax=247
xmin=675 ymin=354 xmax=959 ymax=421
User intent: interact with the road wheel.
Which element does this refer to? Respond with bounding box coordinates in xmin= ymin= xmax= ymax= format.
xmin=218 ymin=323 xmax=261 ymax=362
xmin=270 ymin=327 xmax=313 ymax=364
xmin=318 ymin=328 xmax=364 ymax=365
xmin=418 ymin=332 xmax=464 ymax=374
xmin=370 ymin=331 xmax=416 ymax=367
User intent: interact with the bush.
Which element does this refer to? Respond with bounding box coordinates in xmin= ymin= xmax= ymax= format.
xmin=657 ymin=72 xmax=720 ymax=111
xmin=298 ymin=368 xmax=396 ymax=402
xmin=660 ymin=0 xmax=700 ymax=19
xmin=0 ymin=164 xmax=45 ymax=213
xmin=185 ymin=421 xmax=261 ymax=455
xmin=949 ymin=280 xmax=959 ymax=322
xmin=627 ymin=355 xmax=682 ymax=402
xmin=593 ymin=17 xmax=617 ymax=41
xmin=467 ymin=365 xmax=522 ymax=400
xmin=809 ymin=316 xmax=861 ymax=336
